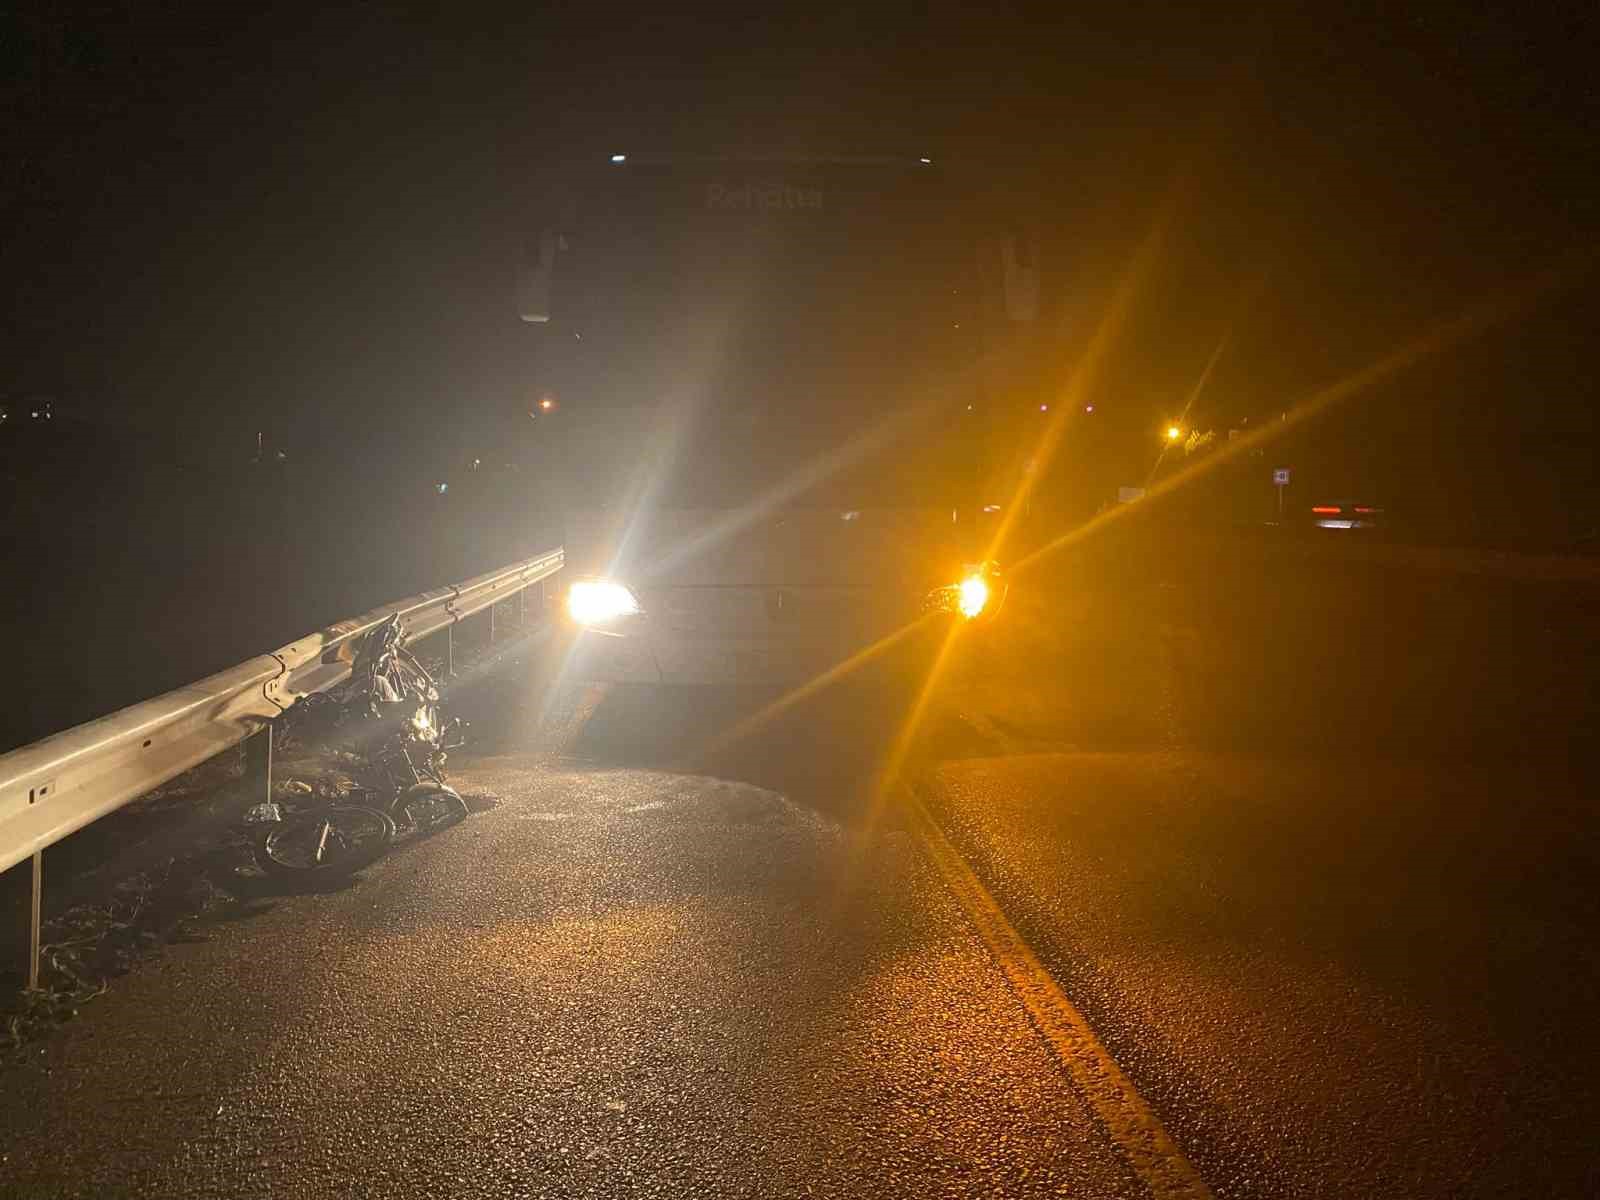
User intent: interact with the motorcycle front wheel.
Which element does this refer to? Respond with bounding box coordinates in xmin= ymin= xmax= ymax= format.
xmin=397 ymin=782 xmax=469 ymax=837
xmin=256 ymin=806 xmax=397 ymax=875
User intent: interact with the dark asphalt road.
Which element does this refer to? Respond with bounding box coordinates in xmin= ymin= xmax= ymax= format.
xmin=923 ymin=752 xmax=1599 ymax=1198
xmin=0 ymin=758 xmax=1141 ymax=1198
xmin=4 ymin=540 xmax=1599 ymax=1197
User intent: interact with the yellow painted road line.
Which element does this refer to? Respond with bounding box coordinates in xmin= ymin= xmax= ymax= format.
xmin=902 ymin=783 xmax=1214 ymax=1200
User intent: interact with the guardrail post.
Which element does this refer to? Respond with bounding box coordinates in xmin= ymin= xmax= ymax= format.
xmin=446 ymin=622 xmax=456 ymax=677
xmin=489 ymin=600 xmax=497 ymax=645
xmin=518 ymin=586 xmax=527 ymax=628
xmin=244 ymin=725 xmax=272 ymax=803
xmin=27 ymin=851 xmax=42 ymax=991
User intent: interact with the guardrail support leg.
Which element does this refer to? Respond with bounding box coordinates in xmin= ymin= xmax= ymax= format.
xmin=27 ymin=851 xmax=42 ymax=991
xmin=447 ymin=623 xmax=456 ymax=677
xmin=489 ymin=602 xmax=497 ymax=645
xmin=245 ymin=725 xmax=272 ymax=803
xmin=519 ymin=587 xmax=527 ymax=628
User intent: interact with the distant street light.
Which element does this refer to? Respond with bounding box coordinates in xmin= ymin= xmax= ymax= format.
xmin=1166 ymin=425 xmax=1182 ymax=441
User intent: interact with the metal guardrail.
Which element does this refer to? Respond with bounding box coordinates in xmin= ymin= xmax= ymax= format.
xmin=0 ymin=546 xmax=563 ymax=987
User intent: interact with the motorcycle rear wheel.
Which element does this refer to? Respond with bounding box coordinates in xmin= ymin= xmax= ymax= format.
xmin=257 ymin=806 xmax=397 ymax=875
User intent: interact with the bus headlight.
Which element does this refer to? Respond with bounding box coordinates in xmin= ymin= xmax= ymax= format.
xmin=567 ymin=579 xmax=642 ymax=625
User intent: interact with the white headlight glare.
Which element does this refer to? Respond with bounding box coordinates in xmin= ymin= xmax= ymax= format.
xmin=957 ymin=575 xmax=990 ymax=619
xmin=567 ymin=579 xmax=642 ymax=625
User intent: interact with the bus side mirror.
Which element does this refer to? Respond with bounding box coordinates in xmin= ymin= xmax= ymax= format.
xmin=1001 ymin=233 xmax=1039 ymax=323
xmin=518 ymin=228 xmax=560 ymax=323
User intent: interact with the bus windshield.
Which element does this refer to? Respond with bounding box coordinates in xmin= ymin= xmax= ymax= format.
xmin=531 ymin=162 xmax=1000 ymax=510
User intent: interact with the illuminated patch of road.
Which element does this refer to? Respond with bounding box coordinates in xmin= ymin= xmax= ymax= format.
xmin=900 ymin=783 xmax=1214 ymax=1200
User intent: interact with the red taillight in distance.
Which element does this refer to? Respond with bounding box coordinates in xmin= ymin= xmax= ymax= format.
xmin=1311 ymin=505 xmax=1342 ymax=515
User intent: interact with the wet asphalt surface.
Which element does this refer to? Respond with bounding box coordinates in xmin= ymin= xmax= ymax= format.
xmin=0 ymin=652 xmax=1144 ymax=1198
xmin=4 ymin=533 xmax=1599 ymax=1198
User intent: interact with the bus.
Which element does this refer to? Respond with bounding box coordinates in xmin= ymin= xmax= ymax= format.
xmin=516 ymin=154 xmax=1048 ymax=685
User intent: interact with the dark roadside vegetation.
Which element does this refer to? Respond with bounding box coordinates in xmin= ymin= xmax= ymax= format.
xmin=1 ymin=417 xmax=559 ymax=755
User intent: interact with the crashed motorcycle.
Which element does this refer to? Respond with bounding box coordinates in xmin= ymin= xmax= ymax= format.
xmin=347 ymin=613 xmax=471 ymax=836
xmin=253 ymin=614 xmax=469 ymax=875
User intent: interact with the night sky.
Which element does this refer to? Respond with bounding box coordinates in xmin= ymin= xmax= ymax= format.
xmin=6 ymin=3 xmax=1598 ymax=479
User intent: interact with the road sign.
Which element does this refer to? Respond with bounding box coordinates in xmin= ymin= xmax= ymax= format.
xmin=1272 ymin=467 xmax=1292 ymax=519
